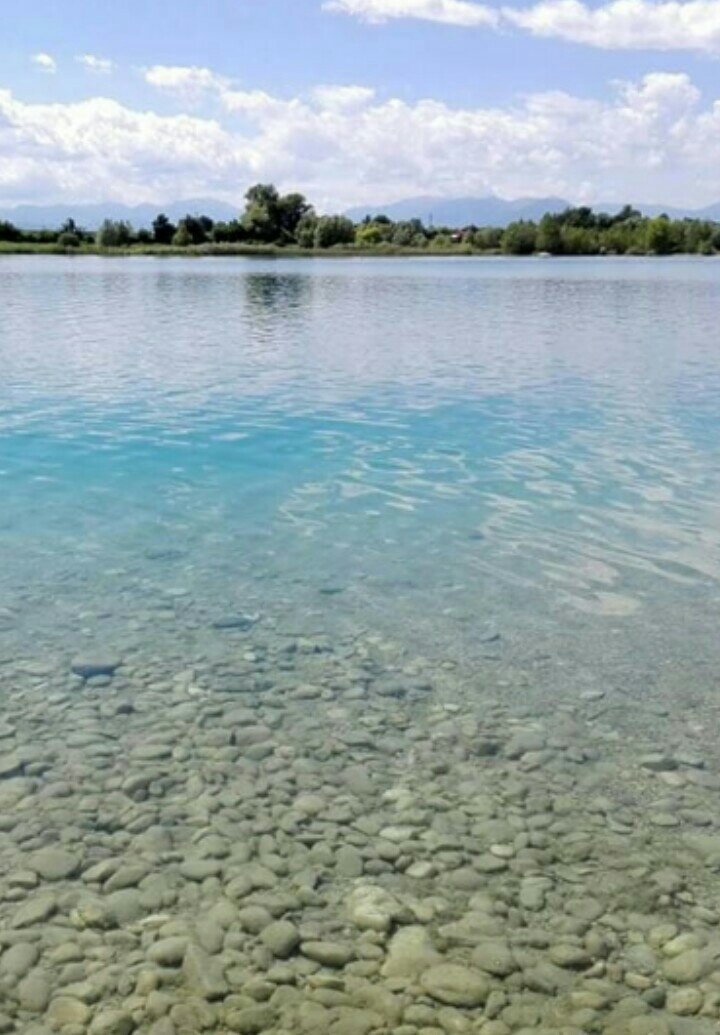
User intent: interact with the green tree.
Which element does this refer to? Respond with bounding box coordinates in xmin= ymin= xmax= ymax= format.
xmin=57 ymin=231 xmax=80 ymax=248
xmin=152 ymin=213 xmax=176 ymax=245
xmin=295 ymin=213 xmax=319 ymax=248
xmin=96 ymin=220 xmax=133 ymax=248
xmin=391 ymin=221 xmax=425 ymax=247
xmin=171 ymin=223 xmax=193 ymax=247
xmin=682 ymin=220 xmax=713 ymax=254
xmin=242 ymin=184 xmax=282 ymax=242
xmin=240 ymin=185 xmax=312 ymax=243
xmin=536 ymin=214 xmax=563 ymax=254
xmin=645 ymin=216 xmax=675 ymax=255
xmin=501 ymin=221 xmax=538 ymax=255
xmin=313 ymin=215 xmax=355 ymax=248
xmin=277 ymin=192 xmax=313 ymax=241
xmin=211 ymin=219 xmax=247 ymax=243
xmin=355 ymin=224 xmax=384 ymax=247
xmin=612 ymin=204 xmax=642 ymax=225
xmin=561 ymin=226 xmax=599 ymax=255
xmin=473 ymin=227 xmax=503 ymax=251
xmin=176 ymin=215 xmax=212 ymax=245
xmin=0 ymin=220 xmax=22 ymax=242
xmin=562 ymin=206 xmax=596 ymax=230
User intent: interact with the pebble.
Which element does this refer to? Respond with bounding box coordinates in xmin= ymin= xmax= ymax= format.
xmin=0 ymin=941 xmax=40 ymax=976
xmin=301 ymin=941 xmax=355 ymax=967
xmin=17 ymin=970 xmax=52 ymax=1011
xmin=71 ymin=658 xmax=121 ymax=680
xmin=28 ymin=848 xmax=81 ymax=881
xmin=471 ymin=940 xmax=517 ymax=977
xmin=1 ymin=627 xmax=719 ymax=1035
xmin=548 ymin=944 xmax=592 ymax=969
xmin=182 ymin=943 xmax=229 ymax=999
xmin=666 ymin=987 xmax=704 ymax=1015
xmin=148 ymin=937 xmax=189 ymax=966
xmin=88 ymin=1010 xmax=135 ymax=1035
xmin=11 ymin=894 xmax=57 ymax=927
xmin=382 ymin=926 xmax=440 ymax=978
xmin=46 ymin=997 xmax=92 ymax=1026
xmin=420 ymin=964 xmax=491 ymax=1007
xmin=260 ymin=920 xmax=301 ymax=958
xmin=347 ymin=885 xmax=404 ymax=932
xmin=663 ymin=948 xmax=711 ymax=984
xmin=0 ymin=752 xmax=24 ymax=778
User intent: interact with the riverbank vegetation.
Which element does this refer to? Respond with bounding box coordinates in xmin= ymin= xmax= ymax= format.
xmin=1 ymin=185 xmax=720 ymax=256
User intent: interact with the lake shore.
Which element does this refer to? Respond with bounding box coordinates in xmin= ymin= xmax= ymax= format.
xmin=1 ymin=241 xmax=718 ymax=259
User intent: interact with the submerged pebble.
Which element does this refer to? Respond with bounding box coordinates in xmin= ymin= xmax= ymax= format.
xmin=0 ymin=628 xmax=717 ymax=1035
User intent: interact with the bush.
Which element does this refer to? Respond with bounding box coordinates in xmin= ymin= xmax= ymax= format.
xmin=502 ymin=221 xmax=538 ymax=255
xmin=355 ymin=225 xmax=384 ymax=247
xmin=96 ymin=220 xmax=133 ymax=248
xmin=171 ymin=224 xmax=193 ymax=247
xmin=57 ymin=232 xmax=80 ymax=248
xmin=314 ymin=215 xmax=355 ymax=248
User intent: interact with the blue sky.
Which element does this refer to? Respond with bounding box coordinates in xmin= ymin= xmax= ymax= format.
xmin=2 ymin=0 xmax=720 ymax=209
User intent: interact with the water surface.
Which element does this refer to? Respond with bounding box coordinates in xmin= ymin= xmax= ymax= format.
xmin=2 ymin=255 xmax=720 ymax=1032
xmin=3 ymin=256 xmax=720 ymax=706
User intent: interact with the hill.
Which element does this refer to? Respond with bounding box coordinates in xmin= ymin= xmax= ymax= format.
xmin=0 ymin=199 xmax=239 ymax=231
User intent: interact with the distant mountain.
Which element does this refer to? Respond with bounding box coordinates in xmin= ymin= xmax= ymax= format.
xmin=694 ymin=202 xmax=720 ymax=221
xmin=4 ymin=194 xmax=720 ymax=233
xmin=0 ymin=198 xmax=240 ymax=230
xmin=346 ymin=195 xmax=570 ymax=228
xmin=346 ymin=195 xmax=720 ymax=228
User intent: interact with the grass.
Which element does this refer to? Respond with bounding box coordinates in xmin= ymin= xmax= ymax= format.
xmin=0 ymin=241 xmax=716 ymax=258
xmin=0 ymin=241 xmax=487 ymax=258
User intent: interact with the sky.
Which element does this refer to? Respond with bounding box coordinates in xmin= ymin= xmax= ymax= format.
xmin=2 ymin=0 xmax=720 ymax=210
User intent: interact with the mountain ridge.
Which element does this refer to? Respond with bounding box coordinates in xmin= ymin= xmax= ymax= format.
xmin=2 ymin=195 xmax=720 ymax=231
xmin=345 ymin=195 xmax=720 ymax=227
xmin=0 ymin=199 xmax=240 ymax=230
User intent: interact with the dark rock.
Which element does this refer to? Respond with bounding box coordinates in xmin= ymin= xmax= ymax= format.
xmin=71 ymin=658 xmax=121 ymax=680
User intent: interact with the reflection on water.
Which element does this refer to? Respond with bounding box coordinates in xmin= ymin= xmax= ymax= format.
xmin=2 ymin=255 xmax=720 ymax=1033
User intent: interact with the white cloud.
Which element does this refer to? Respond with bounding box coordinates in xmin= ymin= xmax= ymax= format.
xmin=505 ymin=0 xmax=720 ymax=52
xmin=2 ymin=72 xmax=720 ymax=209
xmin=76 ymin=54 xmax=114 ymax=74
xmin=312 ymin=85 xmax=377 ymax=110
xmin=31 ymin=53 xmax=57 ymax=74
xmin=324 ymin=0 xmax=499 ymax=25
xmin=143 ymin=65 xmax=376 ymax=116
xmin=328 ymin=0 xmax=720 ymax=53
xmin=143 ymin=65 xmax=230 ymax=102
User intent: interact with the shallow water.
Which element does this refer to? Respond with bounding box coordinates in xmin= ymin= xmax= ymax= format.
xmin=2 ymin=255 xmax=720 ymax=1034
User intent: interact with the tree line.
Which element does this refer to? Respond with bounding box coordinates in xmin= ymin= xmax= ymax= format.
xmin=1 ymin=187 xmax=719 ymax=255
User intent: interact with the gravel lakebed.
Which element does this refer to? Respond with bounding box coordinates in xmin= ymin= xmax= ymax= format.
xmin=1 ymin=627 xmax=720 ymax=1035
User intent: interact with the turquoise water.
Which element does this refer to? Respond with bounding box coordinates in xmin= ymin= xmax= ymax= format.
xmin=2 ymin=256 xmax=720 ymax=705
xmin=4 ymin=255 xmax=720 ymax=1033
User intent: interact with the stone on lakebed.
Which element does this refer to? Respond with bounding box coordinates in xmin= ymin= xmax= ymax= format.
xmin=71 ymin=658 xmax=121 ymax=680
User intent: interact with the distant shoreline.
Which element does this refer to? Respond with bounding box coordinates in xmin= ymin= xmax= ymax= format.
xmin=4 ymin=192 xmax=719 ymax=256
xmin=0 ymin=243 xmax=717 ymax=259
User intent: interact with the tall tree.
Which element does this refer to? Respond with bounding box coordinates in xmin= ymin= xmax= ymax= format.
xmin=152 ymin=213 xmax=176 ymax=245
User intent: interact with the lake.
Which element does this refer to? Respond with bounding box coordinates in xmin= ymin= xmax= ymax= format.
xmin=1 ymin=255 xmax=720 ymax=1032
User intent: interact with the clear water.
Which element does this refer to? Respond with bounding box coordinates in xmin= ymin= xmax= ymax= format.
xmin=2 ymin=256 xmax=720 ymax=711
xmin=4 ymin=254 xmax=720 ymax=1031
